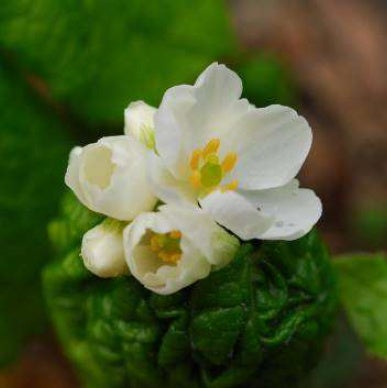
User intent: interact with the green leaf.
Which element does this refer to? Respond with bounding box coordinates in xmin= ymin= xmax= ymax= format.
xmin=43 ymin=196 xmax=338 ymax=387
xmin=237 ymin=53 xmax=296 ymax=107
xmin=351 ymin=203 xmax=387 ymax=249
xmin=334 ymin=253 xmax=387 ymax=360
xmin=0 ymin=0 xmax=236 ymax=126
xmin=0 ymin=62 xmax=73 ymax=365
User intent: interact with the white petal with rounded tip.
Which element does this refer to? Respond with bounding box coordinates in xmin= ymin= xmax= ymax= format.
xmin=199 ymin=190 xmax=273 ymax=241
xmin=81 ymin=220 xmax=128 ymax=278
xmin=225 ymin=105 xmax=312 ymax=190
xmin=154 ymin=85 xmax=195 ymax=177
xmin=193 ymin=62 xmax=243 ymax=120
xmin=124 ymin=101 xmax=157 ymax=148
xmin=242 ymin=180 xmax=322 ymax=240
xmin=65 ymin=136 xmax=157 ymax=220
xmin=154 ymin=63 xmax=250 ymax=177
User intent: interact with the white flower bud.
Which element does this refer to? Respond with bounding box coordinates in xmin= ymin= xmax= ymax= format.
xmin=123 ymin=205 xmax=240 ymax=295
xmin=81 ymin=219 xmax=128 ymax=278
xmin=65 ymin=135 xmax=157 ymax=221
xmin=124 ymin=101 xmax=157 ymax=149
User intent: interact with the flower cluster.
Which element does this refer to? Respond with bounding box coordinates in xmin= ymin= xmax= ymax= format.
xmin=65 ymin=63 xmax=322 ymax=294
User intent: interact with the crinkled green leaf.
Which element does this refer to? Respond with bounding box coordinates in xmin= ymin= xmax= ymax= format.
xmin=334 ymin=253 xmax=387 ymax=360
xmin=43 ymin=193 xmax=338 ymax=387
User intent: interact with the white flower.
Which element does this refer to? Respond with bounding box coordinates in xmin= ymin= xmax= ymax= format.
xmin=123 ymin=204 xmax=239 ymax=295
xmin=124 ymin=101 xmax=157 ymax=149
xmin=81 ymin=219 xmax=128 ymax=278
xmin=65 ymin=135 xmax=157 ymax=221
xmin=149 ymin=63 xmax=322 ymax=241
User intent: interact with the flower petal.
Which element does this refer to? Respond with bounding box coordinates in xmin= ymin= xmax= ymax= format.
xmin=65 ymin=146 xmax=88 ymax=205
xmin=199 ymin=190 xmax=273 ymax=241
xmin=67 ymin=136 xmax=157 ymax=220
xmin=124 ymin=204 xmax=239 ymax=294
xmin=227 ymin=105 xmax=312 ymax=190
xmin=242 ymin=180 xmax=322 ymax=240
xmin=154 ymin=63 xmax=250 ymax=177
xmin=123 ymin=209 xmax=212 ymax=295
xmin=147 ymin=152 xmax=196 ymax=205
xmin=81 ymin=219 xmax=128 ymax=278
xmin=159 ymin=204 xmax=240 ymax=268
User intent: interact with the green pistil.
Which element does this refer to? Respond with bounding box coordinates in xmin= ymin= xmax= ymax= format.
xmin=200 ymin=162 xmax=222 ymax=188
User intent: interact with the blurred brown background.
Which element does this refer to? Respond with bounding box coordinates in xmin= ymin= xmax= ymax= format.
xmin=232 ymin=0 xmax=387 ymax=255
xmin=1 ymin=0 xmax=386 ymax=386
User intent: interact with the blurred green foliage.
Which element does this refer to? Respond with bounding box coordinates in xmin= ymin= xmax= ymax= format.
xmin=238 ymin=53 xmax=296 ymax=107
xmin=0 ymin=0 xmax=295 ymax=366
xmin=351 ymin=204 xmax=387 ymax=250
xmin=0 ymin=64 xmax=72 ymax=365
xmin=44 ymin=193 xmax=337 ymax=388
xmin=334 ymin=253 xmax=387 ymax=360
xmin=0 ymin=1 xmax=236 ymax=125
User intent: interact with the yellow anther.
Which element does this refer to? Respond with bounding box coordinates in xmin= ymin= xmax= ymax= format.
xmin=148 ymin=230 xmax=182 ymax=265
xmin=150 ymin=235 xmax=162 ymax=251
xmin=190 ymin=170 xmax=201 ymax=188
xmin=158 ymin=251 xmax=181 ymax=265
xmin=169 ymin=230 xmax=182 ymax=239
xmin=205 ymin=153 xmax=219 ymax=164
xmin=190 ymin=149 xmax=201 ymax=170
xmin=222 ymin=179 xmax=239 ymax=192
xmin=188 ymin=138 xmax=238 ymax=192
xmin=221 ymin=153 xmax=238 ymax=173
xmin=203 ymin=138 xmax=220 ymax=157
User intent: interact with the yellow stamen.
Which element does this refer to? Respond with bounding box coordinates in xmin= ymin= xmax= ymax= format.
xmin=190 ymin=149 xmax=201 ymax=170
xmin=169 ymin=230 xmax=182 ymax=239
xmin=222 ymin=179 xmax=239 ymax=192
xmin=187 ymin=138 xmax=238 ymax=193
xmin=150 ymin=235 xmax=162 ymax=251
xmin=190 ymin=170 xmax=201 ymax=188
xmin=203 ymin=138 xmax=220 ymax=157
xmin=205 ymin=153 xmax=219 ymax=164
xmin=147 ymin=230 xmax=183 ymax=265
xmin=158 ymin=251 xmax=181 ymax=265
xmin=221 ymin=153 xmax=238 ymax=173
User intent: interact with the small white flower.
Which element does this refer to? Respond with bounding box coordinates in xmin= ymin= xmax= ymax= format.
xmin=81 ymin=219 xmax=128 ymax=278
xmin=65 ymin=135 xmax=157 ymax=220
xmin=149 ymin=63 xmax=322 ymax=241
xmin=123 ymin=205 xmax=239 ymax=295
xmin=124 ymin=101 xmax=157 ymax=149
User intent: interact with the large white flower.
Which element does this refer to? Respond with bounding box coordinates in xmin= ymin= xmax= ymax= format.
xmin=65 ymin=135 xmax=157 ymax=220
xmin=149 ymin=63 xmax=322 ymax=240
xmin=123 ymin=204 xmax=239 ymax=295
xmin=81 ymin=219 xmax=128 ymax=278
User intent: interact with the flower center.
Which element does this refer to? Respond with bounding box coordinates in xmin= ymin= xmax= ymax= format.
xmin=189 ymin=138 xmax=238 ymax=194
xmin=149 ymin=230 xmax=182 ymax=265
